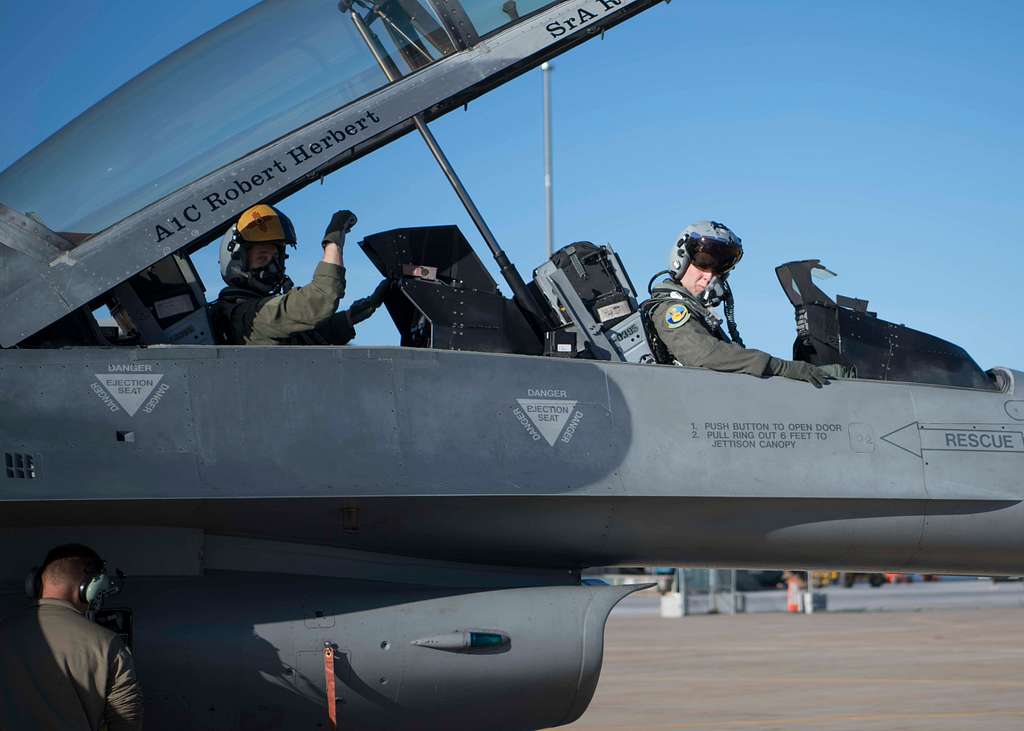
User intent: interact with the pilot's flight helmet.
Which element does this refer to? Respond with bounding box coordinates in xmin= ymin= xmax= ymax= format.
xmin=220 ymin=204 xmax=298 ymax=294
xmin=668 ymin=220 xmax=744 ymax=280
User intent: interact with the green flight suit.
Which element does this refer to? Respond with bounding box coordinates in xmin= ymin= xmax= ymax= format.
xmin=650 ymin=279 xmax=783 ymax=376
xmin=214 ymin=261 xmax=357 ymax=345
xmin=0 ymin=598 xmax=143 ymax=731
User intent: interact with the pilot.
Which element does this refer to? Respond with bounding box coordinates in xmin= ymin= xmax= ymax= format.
xmin=213 ymin=204 xmax=390 ymax=345
xmin=0 ymin=543 xmax=143 ymax=730
xmin=648 ymin=220 xmax=832 ymax=387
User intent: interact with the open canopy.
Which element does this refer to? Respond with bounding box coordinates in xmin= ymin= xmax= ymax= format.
xmin=0 ymin=0 xmax=660 ymax=347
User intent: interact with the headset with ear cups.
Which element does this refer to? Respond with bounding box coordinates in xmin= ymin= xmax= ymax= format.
xmin=80 ymin=562 xmax=122 ymax=605
xmin=24 ymin=550 xmax=123 ymax=607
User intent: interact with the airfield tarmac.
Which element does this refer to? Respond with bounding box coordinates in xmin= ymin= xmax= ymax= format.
xmin=558 ymin=582 xmax=1024 ymax=731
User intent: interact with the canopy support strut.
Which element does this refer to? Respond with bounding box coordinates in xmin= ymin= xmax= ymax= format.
xmin=347 ymin=7 xmax=551 ymax=330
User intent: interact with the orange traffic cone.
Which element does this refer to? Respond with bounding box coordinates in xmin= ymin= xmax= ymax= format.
xmin=786 ymin=574 xmax=802 ymax=613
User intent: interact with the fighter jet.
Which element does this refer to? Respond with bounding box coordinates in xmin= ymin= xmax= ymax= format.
xmin=0 ymin=0 xmax=1021 ymax=729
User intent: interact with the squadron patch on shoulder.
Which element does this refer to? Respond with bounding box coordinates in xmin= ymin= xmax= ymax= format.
xmin=665 ymin=304 xmax=690 ymax=329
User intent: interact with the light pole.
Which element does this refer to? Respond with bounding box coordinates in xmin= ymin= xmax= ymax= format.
xmin=542 ymin=62 xmax=554 ymax=258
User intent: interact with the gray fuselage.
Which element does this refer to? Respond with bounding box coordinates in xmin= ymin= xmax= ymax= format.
xmin=3 ymin=345 xmax=1021 ymax=575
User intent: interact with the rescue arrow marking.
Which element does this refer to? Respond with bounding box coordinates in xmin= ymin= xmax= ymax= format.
xmin=881 ymin=422 xmax=1024 ymax=458
xmin=881 ymin=422 xmax=922 ymax=458
xmin=921 ymin=426 xmax=1024 ymax=453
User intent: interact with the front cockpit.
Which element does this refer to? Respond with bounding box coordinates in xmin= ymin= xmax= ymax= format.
xmin=775 ymin=260 xmax=999 ymax=391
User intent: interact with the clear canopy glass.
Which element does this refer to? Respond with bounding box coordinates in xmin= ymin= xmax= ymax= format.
xmin=459 ymin=0 xmax=560 ymax=37
xmin=0 ymin=1 xmax=395 ymax=234
xmin=0 ymin=0 xmax=561 ymax=237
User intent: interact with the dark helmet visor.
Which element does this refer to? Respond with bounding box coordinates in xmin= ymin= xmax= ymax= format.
xmin=684 ymin=236 xmax=743 ymax=274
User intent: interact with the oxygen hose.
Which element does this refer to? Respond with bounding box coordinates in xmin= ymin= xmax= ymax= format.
xmin=647 ymin=269 xmax=671 ymax=296
xmin=648 ymin=268 xmax=743 ymax=347
xmin=723 ymin=281 xmax=745 ymax=347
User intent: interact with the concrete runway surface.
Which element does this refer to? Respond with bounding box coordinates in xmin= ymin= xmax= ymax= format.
xmin=559 ymin=600 xmax=1024 ymax=730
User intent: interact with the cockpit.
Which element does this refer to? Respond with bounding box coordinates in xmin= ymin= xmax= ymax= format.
xmin=0 ymin=0 xmax=1003 ymax=393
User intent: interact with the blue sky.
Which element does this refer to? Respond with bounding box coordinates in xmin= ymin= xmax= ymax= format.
xmin=2 ymin=0 xmax=1021 ymax=370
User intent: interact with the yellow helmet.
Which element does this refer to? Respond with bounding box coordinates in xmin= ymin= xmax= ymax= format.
xmin=219 ymin=204 xmax=297 ymax=294
xmin=235 ymin=204 xmax=297 ymax=245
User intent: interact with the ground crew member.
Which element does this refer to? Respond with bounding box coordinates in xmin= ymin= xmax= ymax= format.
xmin=214 ymin=205 xmax=390 ymax=345
xmin=648 ymin=220 xmax=832 ymax=387
xmin=0 ymin=544 xmax=142 ymax=730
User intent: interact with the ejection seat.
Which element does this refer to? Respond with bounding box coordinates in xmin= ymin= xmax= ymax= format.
xmin=360 ymin=226 xmax=657 ymax=363
xmin=21 ymin=251 xmax=218 ymax=348
xmin=104 ymin=253 xmax=218 ymax=346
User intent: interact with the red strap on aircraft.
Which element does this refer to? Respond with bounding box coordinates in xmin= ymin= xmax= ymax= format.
xmin=324 ymin=643 xmax=338 ymax=729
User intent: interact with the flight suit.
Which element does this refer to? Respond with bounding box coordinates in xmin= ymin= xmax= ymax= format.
xmin=214 ymin=261 xmax=357 ymax=345
xmin=650 ymin=279 xmax=782 ymax=376
xmin=0 ymin=598 xmax=143 ymax=731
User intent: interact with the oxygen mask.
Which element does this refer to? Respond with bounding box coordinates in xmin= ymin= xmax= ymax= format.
xmin=245 ymin=243 xmax=294 ymax=295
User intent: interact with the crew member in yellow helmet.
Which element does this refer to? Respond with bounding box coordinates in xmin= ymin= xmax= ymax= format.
xmin=213 ymin=205 xmax=389 ymax=345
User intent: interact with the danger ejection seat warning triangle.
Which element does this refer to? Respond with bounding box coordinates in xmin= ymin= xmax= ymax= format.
xmin=516 ymin=398 xmax=578 ymax=446
xmin=94 ymin=373 xmax=164 ymax=417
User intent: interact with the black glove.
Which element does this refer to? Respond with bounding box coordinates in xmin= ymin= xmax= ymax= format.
xmin=822 ymin=363 xmax=857 ymax=379
xmin=322 ymin=210 xmax=358 ymax=247
xmin=346 ymin=278 xmax=392 ymax=325
xmin=775 ymin=359 xmax=832 ymax=388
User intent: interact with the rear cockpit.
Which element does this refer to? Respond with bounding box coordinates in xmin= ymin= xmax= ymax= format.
xmin=0 ymin=0 xmax=661 ymax=349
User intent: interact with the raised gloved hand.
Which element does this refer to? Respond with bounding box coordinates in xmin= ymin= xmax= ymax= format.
xmin=346 ymin=278 xmax=392 ymax=325
xmin=322 ymin=210 xmax=358 ymax=248
xmin=772 ymin=358 xmax=832 ymax=388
